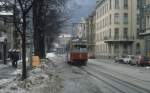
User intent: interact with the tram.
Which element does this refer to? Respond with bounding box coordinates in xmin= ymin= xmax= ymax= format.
xmin=66 ymin=39 xmax=88 ymax=65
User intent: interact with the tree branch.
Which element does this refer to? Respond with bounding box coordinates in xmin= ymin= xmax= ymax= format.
xmin=17 ymin=0 xmax=24 ymax=12
xmin=25 ymin=1 xmax=33 ymax=15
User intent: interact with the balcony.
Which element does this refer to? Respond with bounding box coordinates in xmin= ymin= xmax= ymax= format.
xmin=139 ymin=29 xmax=150 ymax=36
xmin=104 ymin=36 xmax=134 ymax=44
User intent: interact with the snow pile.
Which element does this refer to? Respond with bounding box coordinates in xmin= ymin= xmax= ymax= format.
xmin=20 ymin=67 xmax=49 ymax=90
xmin=0 ymin=60 xmax=50 ymax=93
xmin=0 ymin=72 xmax=26 ymax=93
xmin=0 ymin=64 xmax=7 ymax=69
xmin=0 ymin=58 xmax=66 ymax=93
xmin=11 ymin=69 xmax=22 ymax=75
xmin=146 ymin=66 xmax=150 ymax=69
xmin=0 ymin=81 xmax=26 ymax=93
xmin=0 ymin=79 xmax=13 ymax=86
xmin=46 ymin=52 xmax=56 ymax=58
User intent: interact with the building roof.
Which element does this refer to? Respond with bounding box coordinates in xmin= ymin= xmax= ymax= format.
xmin=0 ymin=36 xmax=7 ymax=42
xmin=96 ymin=0 xmax=105 ymax=9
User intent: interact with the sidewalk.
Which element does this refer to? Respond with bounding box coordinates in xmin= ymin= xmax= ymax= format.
xmin=0 ymin=59 xmax=49 ymax=93
xmin=0 ymin=64 xmax=16 ymax=79
xmin=0 ymin=63 xmax=20 ymax=92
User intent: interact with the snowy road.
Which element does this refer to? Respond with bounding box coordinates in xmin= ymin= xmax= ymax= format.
xmin=82 ymin=63 xmax=150 ymax=93
xmin=1 ymin=55 xmax=150 ymax=93
xmin=46 ymin=55 xmax=150 ymax=93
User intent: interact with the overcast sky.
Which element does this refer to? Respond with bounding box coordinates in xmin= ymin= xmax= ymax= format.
xmin=67 ymin=0 xmax=96 ymax=22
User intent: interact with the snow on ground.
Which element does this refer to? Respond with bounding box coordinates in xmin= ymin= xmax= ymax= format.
xmin=0 ymin=55 xmax=70 ymax=93
xmin=88 ymin=59 xmax=150 ymax=90
xmin=89 ymin=59 xmax=150 ymax=81
xmin=45 ymin=54 xmax=103 ymax=93
xmin=46 ymin=52 xmax=56 ymax=58
xmin=0 ymin=62 xmax=25 ymax=93
xmin=0 ymin=59 xmax=51 ymax=93
xmin=3 ymin=54 xmax=150 ymax=93
xmin=0 ymin=64 xmax=7 ymax=69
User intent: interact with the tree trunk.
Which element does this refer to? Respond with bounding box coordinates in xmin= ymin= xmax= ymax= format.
xmin=33 ymin=0 xmax=46 ymax=59
xmin=22 ymin=13 xmax=27 ymax=79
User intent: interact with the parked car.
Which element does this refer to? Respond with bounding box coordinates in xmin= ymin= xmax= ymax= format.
xmin=136 ymin=56 xmax=150 ymax=66
xmin=122 ymin=55 xmax=135 ymax=64
xmin=114 ymin=56 xmax=125 ymax=63
xmin=130 ymin=56 xmax=139 ymax=65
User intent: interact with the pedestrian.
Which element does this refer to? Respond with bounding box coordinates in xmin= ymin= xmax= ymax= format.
xmin=12 ymin=49 xmax=16 ymax=67
xmin=8 ymin=49 xmax=15 ymax=67
xmin=14 ymin=51 xmax=19 ymax=68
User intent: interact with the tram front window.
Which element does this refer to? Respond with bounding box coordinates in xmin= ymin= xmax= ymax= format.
xmin=72 ymin=45 xmax=87 ymax=52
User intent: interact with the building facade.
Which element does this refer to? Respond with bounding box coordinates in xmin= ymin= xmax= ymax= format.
xmin=74 ymin=18 xmax=87 ymax=40
xmin=95 ymin=0 xmax=147 ymax=58
xmin=55 ymin=33 xmax=71 ymax=54
xmin=139 ymin=0 xmax=150 ymax=57
xmin=0 ymin=12 xmax=14 ymax=61
xmin=86 ymin=11 xmax=96 ymax=58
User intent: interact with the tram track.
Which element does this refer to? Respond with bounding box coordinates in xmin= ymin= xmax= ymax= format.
xmin=79 ymin=65 xmax=150 ymax=93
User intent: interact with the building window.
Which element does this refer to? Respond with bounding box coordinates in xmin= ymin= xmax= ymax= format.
xmin=137 ymin=14 xmax=140 ymax=25
xmin=114 ymin=28 xmax=119 ymax=39
xmin=124 ymin=13 xmax=128 ymax=24
xmin=114 ymin=44 xmax=119 ymax=55
xmin=114 ymin=13 xmax=119 ymax=24
xmin=147 ymin=16 xmax=150 ymax=25
xmin=109 ymin=0 xmax=112 ymax=9
xmin=123 ymin=28 xmax=128 ymax=39
xmin=115 ymin=0 xmax=119 ymax=9
xmin=136 ymin=43 xmax=140 ymax=55
xmin=136 ymin=29 xmax=140 ymax=39
xmin=124 ymin=0 xmax=128 ymax=9
xmin=123 ymin=44 xmax=128 ymax=55
xmin=137 ymin=0 xmax=140 ymax=9
xmin=109 ymin=29 xmax=111 ymax=37
xmin=110 ymin=14 xmax=112 ymax=25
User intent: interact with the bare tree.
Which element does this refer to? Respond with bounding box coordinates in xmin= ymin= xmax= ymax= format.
xmin=16 ymin=0 xmax=33 ymax=80
xmin=33 ymin=0 xmax=68 ymax=58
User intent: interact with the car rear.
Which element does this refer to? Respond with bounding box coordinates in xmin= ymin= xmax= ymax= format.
xmin=138 ymin=56 xmax=150 ymax=66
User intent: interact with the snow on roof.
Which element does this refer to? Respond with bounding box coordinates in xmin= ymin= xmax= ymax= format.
xmin=0 ymin=37 xmax=7 ymax=42
xmin=59 ymin=34 xmax=72 ymax=38
xmin=0 ymin=11 xmax=13 ymax=16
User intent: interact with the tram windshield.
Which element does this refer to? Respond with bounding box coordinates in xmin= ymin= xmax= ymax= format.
xmin=72 ymin=45 xmax=87 ymax=52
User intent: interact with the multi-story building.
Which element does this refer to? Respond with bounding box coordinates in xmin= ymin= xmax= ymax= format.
xmin=0 ymin=11 xmax=14 ymax=62
xmin=139 ymin=0 xmax=150 ymax=57
xmin=74 ymin=18 xmax=87 ymax=40
xmin=95 ymin=0 xmax=148 ymax=58
xmin=52 ymin=33 xmax=71 ymax=54
xmin=0 ymin=1 xmax=14 ymax=62
xmin=86 ymin=10 xmax=96 ymax=58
